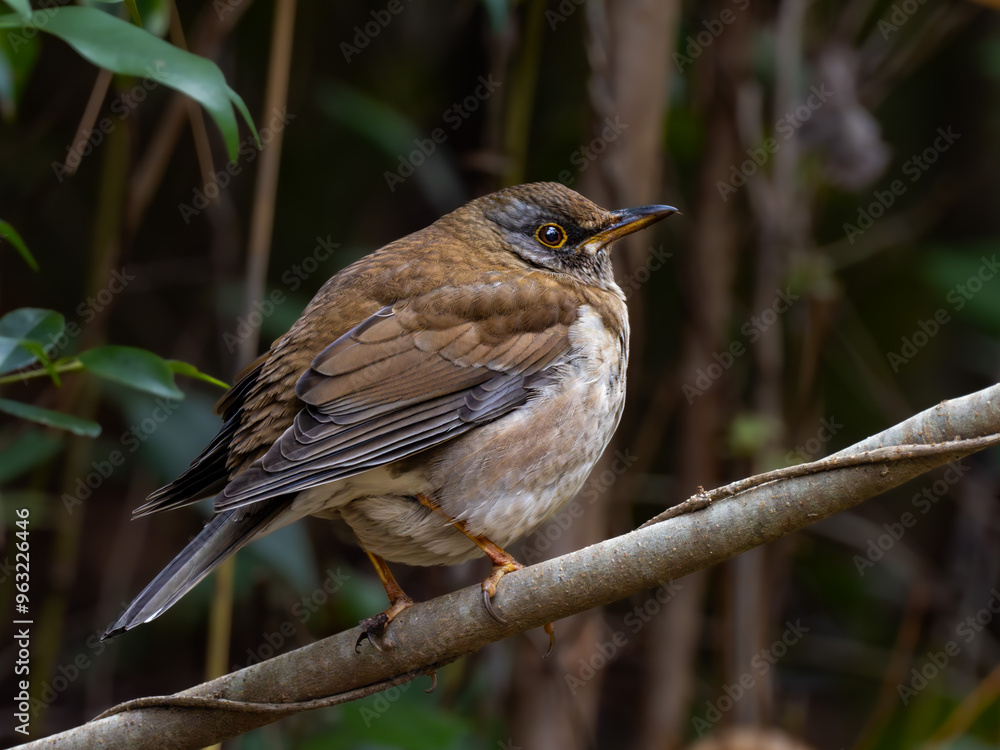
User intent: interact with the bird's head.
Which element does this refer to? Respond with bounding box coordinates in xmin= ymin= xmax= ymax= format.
xmin=443 ymin=182 xmax=677 ymax=290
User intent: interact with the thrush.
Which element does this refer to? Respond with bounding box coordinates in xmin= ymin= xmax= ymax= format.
xmin=103 ymin=182 xmax=676 ymax=649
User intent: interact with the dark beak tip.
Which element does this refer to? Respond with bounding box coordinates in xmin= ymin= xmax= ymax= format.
xmin=615 ymin=204 xmax=679 ymax=224
xmin=616 ymin=204 xmax=679 ymax=231
xmin=634 ymin=204 xmax=678 ymax=218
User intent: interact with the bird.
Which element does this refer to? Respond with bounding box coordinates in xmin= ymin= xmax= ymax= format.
xmin=103 ymin=182 xmax=676 ymax=649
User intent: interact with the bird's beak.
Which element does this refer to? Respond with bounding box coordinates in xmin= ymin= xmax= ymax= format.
xmin=586 ymin=204 xmax=678 ymax=251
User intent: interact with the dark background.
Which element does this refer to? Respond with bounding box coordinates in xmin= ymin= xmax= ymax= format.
xmin=2 ymin=0 xmax=1000 ymax=748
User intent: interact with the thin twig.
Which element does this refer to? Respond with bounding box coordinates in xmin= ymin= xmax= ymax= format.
xmin=642 ymin=435 xmax=1000 ymax=527
xmin=62 ymin=68 xmax=113 ymax=177
xmin=94 ymin=663 xmax=446 ymax=721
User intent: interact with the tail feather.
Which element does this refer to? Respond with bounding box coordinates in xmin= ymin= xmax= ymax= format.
xmin=103 ymin=500 xmax=292 ymax=639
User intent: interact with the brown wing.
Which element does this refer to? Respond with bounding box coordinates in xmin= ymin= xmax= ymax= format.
xmin=215 ymin=282 xmax=578 ymax=510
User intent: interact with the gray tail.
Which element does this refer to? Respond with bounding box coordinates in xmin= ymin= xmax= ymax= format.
xmin=102 ymin=501 xmax=291 ymax=639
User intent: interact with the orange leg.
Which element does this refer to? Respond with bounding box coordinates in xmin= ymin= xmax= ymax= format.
xmin=417 ymin=494 xmax=555 ymax=656
xmin=356 ymin=548 xmax=414 ymax=653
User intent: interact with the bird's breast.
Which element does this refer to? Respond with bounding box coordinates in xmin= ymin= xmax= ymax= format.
xmin=427 ymin=302 xmax=629 ymax=547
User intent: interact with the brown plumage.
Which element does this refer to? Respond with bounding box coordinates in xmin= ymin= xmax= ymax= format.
xmin=104 ymin=182 xmax=675 ymax=642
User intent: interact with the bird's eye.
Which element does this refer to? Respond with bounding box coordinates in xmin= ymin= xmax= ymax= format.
xmin=535 ymin=223 xmax=567 ymax=249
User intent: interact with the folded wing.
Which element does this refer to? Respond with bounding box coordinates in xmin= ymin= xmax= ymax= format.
xmin=217 ymin=281 xmax=578 ymax=510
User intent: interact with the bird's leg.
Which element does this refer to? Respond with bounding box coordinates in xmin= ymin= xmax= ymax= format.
xmin=416 ymin=494 xmax=555 ymax=655
xmin=356 ymin=549 xmax=414 ymax=653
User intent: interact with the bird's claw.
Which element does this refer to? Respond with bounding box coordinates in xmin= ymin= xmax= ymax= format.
xmin=543 ymin=622 xmax=555 ymax=658
xmin=483 ymin=587 xmax=507 ymax=624
xmin=480 ymin=559 xmax=523 ymax=624
xmin=355 ymin=612 xmax=389 ymax=653
xmin=355 ymin=594 xmax=414 ymax=653
xmin=481 ymin=580 xmax=556 ymax=656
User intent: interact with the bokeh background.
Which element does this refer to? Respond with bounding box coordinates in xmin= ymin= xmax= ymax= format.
xmin=2 ymin=0 xmax=1000 ymax=747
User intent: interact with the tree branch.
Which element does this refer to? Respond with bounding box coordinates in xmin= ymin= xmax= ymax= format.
xmin=19 ymin=384 xmax=1000 ymax=750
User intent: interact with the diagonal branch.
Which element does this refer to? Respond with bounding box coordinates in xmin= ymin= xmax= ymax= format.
xmin=18 ymin=384 xmax=1000 ymax=750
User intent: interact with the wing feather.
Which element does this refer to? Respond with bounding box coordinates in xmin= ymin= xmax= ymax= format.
xmin=217 ymin=285 xmax=577 ymax=511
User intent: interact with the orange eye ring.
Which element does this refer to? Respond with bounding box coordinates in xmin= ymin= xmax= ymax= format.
xmin=535 ymin=223 xmax=567 ymax=249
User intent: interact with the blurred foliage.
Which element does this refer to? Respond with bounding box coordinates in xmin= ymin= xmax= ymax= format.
xmin=0 ymin=302 xmax=225 ymax=437
xmin=0 ymin=3 xmax=255 ymax=158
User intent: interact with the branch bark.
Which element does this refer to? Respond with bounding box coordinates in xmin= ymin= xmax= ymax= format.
xmin=19 ymin=384 xmax=1000 ymax=750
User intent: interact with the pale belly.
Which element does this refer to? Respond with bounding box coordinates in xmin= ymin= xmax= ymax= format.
xmin=291 ymin=306 xmax=628 ymax=567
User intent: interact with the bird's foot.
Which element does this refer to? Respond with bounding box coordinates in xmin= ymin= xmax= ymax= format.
xmin=480 ymin=564 xmax=556 ymax=656
xmin=480 ymin=559 xmax=524 ymax=624
xmin=356 ymin=595 xmax=414 ymax=653
xmin=357 ymin=548 xmax=414 ymax=653
xmin=414 ymin=493 xmax=556 ymax=655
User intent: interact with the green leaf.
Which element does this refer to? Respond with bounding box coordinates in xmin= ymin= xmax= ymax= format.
xmin=79 ymin=345 xmax=184 ymax=400
xmin=0 ymin=308 xmax=64 ymax=374
xmin=124 ymin=0 xmax=141 ymax=25
xmin=0 ymin=7 xmax=257 ymax=161
xmin=0 ymin=398 xmax=101 ymax=436
xmin=0 ymin=24 xmax=40 ymax=120
xmin=85 ymin=0 xmax=142 ymax=26
xmin=1 ymin=0 xmax=30 ymax=20
xmin=17 ymin=340 xmax=60 ymax=385
xmin=0 ymin=430 xmax=63 ymax=483
xmin=0 ymin=41 xmax=14 ymax=118
xmin=167 ymin=359 xmax=230 ymax=390
xmin=727 ymin=413 xmax=783 ymax=459
xmin=0 ymin=220 xmax=38 ymax=271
